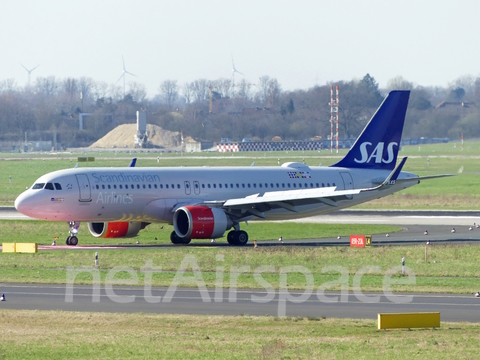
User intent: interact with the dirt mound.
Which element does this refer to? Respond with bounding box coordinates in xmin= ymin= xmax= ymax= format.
xmin=89 ymin=124 xmax=195 ymax=149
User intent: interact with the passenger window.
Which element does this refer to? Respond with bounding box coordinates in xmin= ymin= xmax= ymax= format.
xmin=120 ymin=185 xmax=123 ymax=189
xmin=327 ymin=183 xmax=330 ymax=187
xmin=322 ymin=183 xmax=325 ymax=187
xmin=248 ymin=184 xmax=251 ymax=188
xmin=219 ymin=184 xmax=222 ymax=188
xmin=287 ymin=184 xmax=291 ymax=188
xmin=131 ymin=184 xmax=134 ymax=189
xmin=276 ymin=183 xmax=279 ymax=188
xmin=154 ymin=184 xmax=157 ymax=189
xmin=230 ymin=184 xmax=233 ymax=188
xmin=298 ymin=184 xmax=302 ymax=188
xmin=96 ymin=185 xmax=99 ymax=189
xmin=316 ymin=183 xmax=319 ymax=187
xmin=160 ymin=184 xmax=163 ymax=189
xmin=208 ymin=184 xmax=211 ymax=189
xmin=108 ymin=185 xmax=111 ymax=189
xmin=293 ymin=183 xmax=297 ymax=188
xmin=137 ymin=184 xmax=140 ymax=189
xmin=54 ymin=183 xmax=62 ymax=190
xmin=177 ymin=184 xmax=180 ymax=189
xmin=102 ymin=185 xmax=105 ymax=189
xmin=148 ymin=184 xmax=151 ymax=189
xmin=171 ymin=184 xmax=175 ymax=189
xmin=166 ymin=184 xmax=169 ymax=189
xmin=242 ymin=184 xmax=245 ymax=188
xmin=202 ymin=184 xmax=205 ymax=189
xmin=333 ymin=183 xmax=336 ymax=186
xmin=213 ymin=184 xmax=217 ymax=188
xmin=143 ymin=184 xmax=146 ymax=189
xmin=44 ymin=183 xmax=54 ymax=190
xmin=270 ymin=183 xmax=274 ymax=188
xmin=259 ymin=183 xmax=262 ymax=188
xmin=282 ymin=183 xmax=285 ymax=188
xmin=114 ymin=185 xmax=117 ymax=189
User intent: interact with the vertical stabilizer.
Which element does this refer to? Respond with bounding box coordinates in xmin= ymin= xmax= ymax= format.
xmin=331 ymin=90 xmax=410 ymax=170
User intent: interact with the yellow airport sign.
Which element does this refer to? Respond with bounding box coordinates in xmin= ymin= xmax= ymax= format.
xmin=378 ymin=312 xmax=440 ymax=330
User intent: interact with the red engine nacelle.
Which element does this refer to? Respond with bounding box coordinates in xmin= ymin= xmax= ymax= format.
xmin=88 ymin=222 xmax=147 ymax=238
xmin=173 ymin=206 xmax=232 ymax=239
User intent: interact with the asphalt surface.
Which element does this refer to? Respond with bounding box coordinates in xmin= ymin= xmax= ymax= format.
xmin=1 ymin=283 xmax=479 ymax=322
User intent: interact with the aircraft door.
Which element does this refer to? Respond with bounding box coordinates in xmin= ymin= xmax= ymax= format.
xmin=75 ymin=174 xmax=92 ymax=202
xmin=340 ymin=172 xmax=354 ymax=199
xmin=184 ymin=181 xmax=191 ymax=195
xmin=193 ymin=181 xmax=200 ymax=195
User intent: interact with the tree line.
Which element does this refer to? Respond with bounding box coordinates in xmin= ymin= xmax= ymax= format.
xmin=0 ymin=73 xmax=479 ymax=148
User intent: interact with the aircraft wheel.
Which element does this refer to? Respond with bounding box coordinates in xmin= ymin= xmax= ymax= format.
xmin=170 ymin=231 xmax=189 ymax=245
xmin=69 ymin=236 xmax=78 ymax=246
xmin=236 ymin=231 xmax=249 ymax=246
xmin=227 ymin=231 xmax=237 ymax=245
xmin=65 ymin=236 xmax=71 ymax=245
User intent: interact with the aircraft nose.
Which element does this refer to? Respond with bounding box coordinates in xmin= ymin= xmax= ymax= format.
xmin=15 ymin=191 xmax=30 ymax=215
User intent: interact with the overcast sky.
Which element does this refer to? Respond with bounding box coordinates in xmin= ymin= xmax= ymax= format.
xmin=1 ymin=0 xmax=479 ymax=97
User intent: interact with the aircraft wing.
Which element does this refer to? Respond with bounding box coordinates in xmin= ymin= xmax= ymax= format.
xmin=202 ymin=187 xmax=362 ymax=219
xmin=201 ymin=158 xmax=453 ymax=220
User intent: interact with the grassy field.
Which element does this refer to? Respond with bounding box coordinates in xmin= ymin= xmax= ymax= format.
xmin=1 ymin=310 xmax=479 ymax=359
xmin=2 ymin=240 xmax=480 ymax=293
xmin=1 ymin=142 xmax=480 ymax=208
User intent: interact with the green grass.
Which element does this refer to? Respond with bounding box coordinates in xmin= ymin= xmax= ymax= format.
xmin=2 ymin=240 xmax=480 ymax=293
xmin=1 ymin=310 xmax=479 ymax=359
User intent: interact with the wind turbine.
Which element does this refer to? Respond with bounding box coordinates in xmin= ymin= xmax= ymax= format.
xmin=231 ymin=55 xmax=243 ymax=97
xmin=116 ymin=55 xmax=137 ymax=98
xmin=20 ymin=63 xmax=39 ymax=88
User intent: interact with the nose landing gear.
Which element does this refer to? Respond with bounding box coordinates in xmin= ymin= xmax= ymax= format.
xmin=66 ymin=221 xmax=80 ymax=246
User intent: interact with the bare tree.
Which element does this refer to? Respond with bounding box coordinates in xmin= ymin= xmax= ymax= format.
xmin=159 ymin=80 xmax=178 ymax=108
xmin=35 ymin=76 xmax=58 ymax=97
xmin=237 ymin=78 xmax=252 ymax=101
xmin=386 ymin=76 xmax=414 ymax=90
xmin=182 ymin=82 xmax=193 ymax=104
xmin=0 ymin=79 xmax=18 ymax=93
xmin=190 ymin=79 xmax=209 ymax=103
xmin=257 ymin=76 xmax=281 ymax=107
xmin=128 ymin=81 xmax=147 ymax=103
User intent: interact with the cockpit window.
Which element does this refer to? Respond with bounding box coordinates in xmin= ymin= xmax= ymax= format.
xmin=44 ymin=183 xmax=55 ymax=190
xmin=54 ymin=183 xmax=62 ymax=190
xmin=32 ymin=183 xmax=45 ymax=190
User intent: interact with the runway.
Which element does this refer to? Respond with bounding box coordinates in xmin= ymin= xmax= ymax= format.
xmin=2 ymin=207 xmax=480 ymax=248
xmin=1 ymin=283 xmax=479 ymax=322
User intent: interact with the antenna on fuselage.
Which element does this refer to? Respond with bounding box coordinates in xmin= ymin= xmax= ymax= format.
xmin=250 ymin=162 xmax=255 ymax=167
xmin=74 ymin=163 xmax=78 ymax=168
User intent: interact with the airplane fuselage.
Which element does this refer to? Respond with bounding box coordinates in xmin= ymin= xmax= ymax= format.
xmin=15 ymin=162 xmax=420 ymax=224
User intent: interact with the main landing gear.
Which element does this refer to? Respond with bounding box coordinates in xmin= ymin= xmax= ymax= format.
xmin=66 ymin=221 xmax=80 ymax=246
xmin=170 ymin=231 xmax=191 ymax=245
xmin=227 ymin=230 xmax=249 ymax=246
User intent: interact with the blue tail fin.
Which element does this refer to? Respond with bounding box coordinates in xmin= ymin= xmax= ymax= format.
xmin=331 ymin=90 xmax=410 ymax=170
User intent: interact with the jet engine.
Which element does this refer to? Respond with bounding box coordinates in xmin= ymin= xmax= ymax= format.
xmin=173 ymin=206 xmax=232 ymax=239
xmin=88 ymin=221 xmax=148 ymax=238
